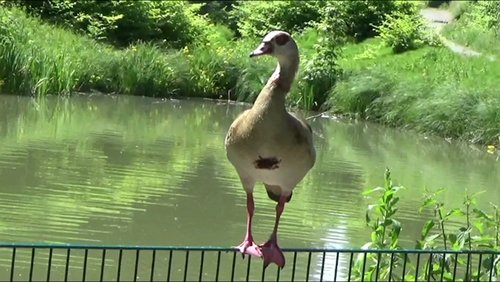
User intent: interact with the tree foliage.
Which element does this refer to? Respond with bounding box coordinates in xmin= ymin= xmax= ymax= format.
xmin=376 ymin=11 xmax=434 ymax=53
xmin=464 ymin=1 xmax=500 ymax=33
xmin=229 ymin=1 xmax=323 ymax=38
xmin=10 ymin=0 xmax=211 ymax=48
xmin=229 ymin=0 xmax=420 ymax=41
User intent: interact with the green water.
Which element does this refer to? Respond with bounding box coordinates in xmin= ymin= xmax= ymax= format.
xmin=0 ymin=94 xmax=498 ymax=280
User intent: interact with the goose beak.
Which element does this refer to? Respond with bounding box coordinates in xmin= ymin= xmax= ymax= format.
xmin=250 ymin=42 xmax=273 ymax=58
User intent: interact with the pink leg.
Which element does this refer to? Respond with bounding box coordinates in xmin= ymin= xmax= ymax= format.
xmin=236 ymin=193 xmax=262 ymax=258
xmin=259 ymin=195 xmax=287 ymax=269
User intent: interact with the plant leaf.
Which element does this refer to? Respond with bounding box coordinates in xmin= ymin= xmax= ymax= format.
xmin=421 ymin=219 xmax=435 ymax=239
xmin=473 ymin=208 xmax=492 ymax=221
xmin=473 ymin=221 xmax=484 ymax=234
xmin=425 ymin=233 xmax=441 ymax=243
xmin=421 ymin=197 xmax=436 ymax=210
xmin=445 ymin=208 xmax=465 ymax=218
xmin=448 ymin=233 xmax=457 ymax=245
xmin=363 ymin=187 xmax=385 ymax=195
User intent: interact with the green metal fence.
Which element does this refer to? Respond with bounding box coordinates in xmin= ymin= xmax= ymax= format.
xmin=0 ymin=243 xmax=498 ymax=281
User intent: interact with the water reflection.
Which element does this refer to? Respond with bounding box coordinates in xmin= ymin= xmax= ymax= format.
xmin=0 ymin=94 xmax=498 ymax=256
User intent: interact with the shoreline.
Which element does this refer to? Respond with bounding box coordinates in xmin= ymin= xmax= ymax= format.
xmin=0 ymin=6 xmax=498 ymax=148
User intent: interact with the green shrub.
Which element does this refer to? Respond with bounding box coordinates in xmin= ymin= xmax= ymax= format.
xmin=332 ymin=0 xmax=420 ymax=41
xmin=376 ymin=12 xmax=427 ymax=53
xmin=12 ymin=0 xmax=212 ymax=48
xmin=229 ymin=1 xmax=323 ymax=38
xmin=190 ymin=0 xmax=238 ymax=32
xmin=292 ymin=36 xmax=341 ymax=111
xmin=333 ymin=38 xmax=500 ymax=145
xmin=463 ymin=1 xmax=500 ymax=31
xmin=442 ymin=1 xmax=500 ymax=57
xmin=354 ymin=170 xmax=500 ymax=281
xmin=313 ymin=2 xmax=347 ymax=42
xmin=229 ymin=0 xmax=420 ymax=41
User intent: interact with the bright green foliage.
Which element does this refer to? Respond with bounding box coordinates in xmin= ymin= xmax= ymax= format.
xmin=462 ymin=1 xmax=500 ymax=31
xmin=353 ymin=170 xmax=500 ymax=281
xmin=418 ymin=190 xmax=500 ymax=281
xmin=292 ymin=35 xmax=341 ymax=110
xmin=0 ymin=7 xmax=96 ymax=96
xmin=230 ymin=0 xmax=419 ymax=41
xmin=330 ymin=0 xmax=421 ymax=41
xmin=229 ymin=1 xmax=323 ymax=38
xmin=364 ymin=169 xmax=403 ymax=250
xmin=443 ymin=1 xmax=500 ymax=57
xmin=11 ymin=0 xmax=211 ymax=48
xmin=376 ymin=12 xmax=427 ymax=53
xmin=0 ymin=7 xmax=187 ymax=97
xmin=313 ymin=2 xmax=348 ymax=42
xmin=190 ymin=0 xmax=237 ymax=31
xmin=331 ymin=38 xmax=500 ymax=145
xmin=353 ymin=169 xmax=404 ymax=281
xmin=375 ymin=1 xmax=441 ymax=54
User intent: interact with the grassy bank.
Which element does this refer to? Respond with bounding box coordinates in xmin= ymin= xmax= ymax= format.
xmin=0 ymin=7 xmax=184 ymax=97
xmin=328 ymin=1 xmax=500 ymax=146
xmin=0 ymin=7 xmax=330 ymax=109
xmin=331 ymin=37 xmax=500 ymax=145
xmin=442 ymin=1 xmax=500 ymax=58
xmin=1 ymin=4 xmax=499 ymax=146
xmin=0 ymin=7 xmax=248 ymax=99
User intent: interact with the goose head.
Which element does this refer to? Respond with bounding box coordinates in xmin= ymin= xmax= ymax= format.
xmin=250 ymin=31 xmax=299 ymax=91
xmin=249 ymin=31 xmax=299 ymax=62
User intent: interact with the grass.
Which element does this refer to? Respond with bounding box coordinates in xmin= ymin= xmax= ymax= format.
xmin=0 ymin=6 xmax=327 ymax=110
xmin=440 ymin=1 xmax=500 ymax=58
xmin=0 ymin=6 xmax=499 ymax=146
xmin=331 ymin=37 xmax=500 ymax=145
xmin=442 ymin=21 xmax=500 ymax=59
xmin=438 ymin=0 xmax=470 ymax=18
xmin=0 ymin=7 xmax=196 ymax=98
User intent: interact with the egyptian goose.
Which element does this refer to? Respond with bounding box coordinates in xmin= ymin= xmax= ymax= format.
xmin=225 ymin=31 xmax=316 ymax=268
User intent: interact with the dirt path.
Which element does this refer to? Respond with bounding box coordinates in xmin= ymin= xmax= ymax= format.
xmin=419 ymin=8 xmax=496 ymax=61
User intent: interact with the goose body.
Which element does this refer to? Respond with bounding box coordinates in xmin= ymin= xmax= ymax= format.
xmin=224 ymin=30 xmax=316 ymax=268
xmin=225 ymin=88 xmax=315 ymax=196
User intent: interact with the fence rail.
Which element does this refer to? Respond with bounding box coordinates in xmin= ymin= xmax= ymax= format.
xmin=0 ymin=243 xmax=498 ymax=281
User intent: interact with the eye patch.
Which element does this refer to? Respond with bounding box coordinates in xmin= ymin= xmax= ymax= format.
xmin=275 ymin=34 xmax=290 ymax=46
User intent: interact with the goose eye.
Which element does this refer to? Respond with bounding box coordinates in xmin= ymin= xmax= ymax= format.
xmin=275 ymin=34 xmax=290 ymax=46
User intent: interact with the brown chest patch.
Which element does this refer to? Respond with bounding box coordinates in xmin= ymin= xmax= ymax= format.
xmin=254 ymin=156 xmax=281 ymax=170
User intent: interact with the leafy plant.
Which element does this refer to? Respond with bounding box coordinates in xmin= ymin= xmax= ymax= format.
xmin=11 ymin=0 xmax=212 ymax=48
xmin=418 ymin=189 xmax=500 ymax=280
xmin=229 ymin=1 xmax=323 ymax=38
xmin=354 ymin=170 xmax=500 ymax=281
xmin=375 ymin=11 xmax=427 ymax=53
xmin=292 ymin=34 xmax=341 ymax=111
xmin=352 ymin=168 xmax=405 ymax=281
xmin=327 ymin=0 xmax=420 ymax=42
xmin=462 ymin=1 xmax=500 ymax=32
xmin=190 ymin=0 xmax=238 ymax=32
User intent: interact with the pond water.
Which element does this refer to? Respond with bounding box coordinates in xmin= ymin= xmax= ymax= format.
xmin=0 ymin=94 xmax=498 ymax=280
